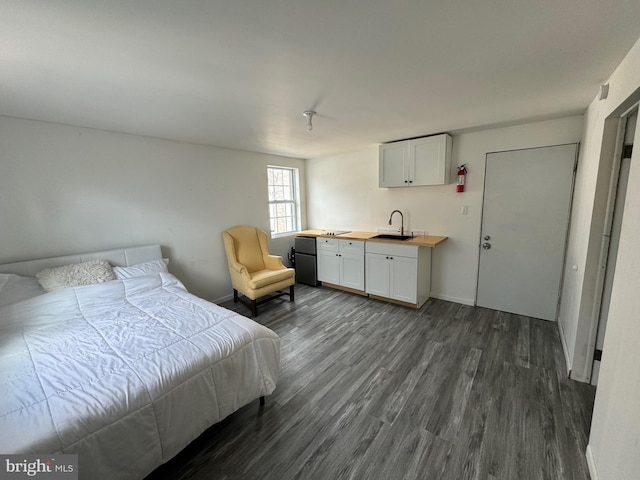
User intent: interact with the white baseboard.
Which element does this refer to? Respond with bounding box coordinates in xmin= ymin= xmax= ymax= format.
xmin=557 ymin=319 xmax=573 ymax=378
xmin=429 ymin=293 xmax=475 ymax=306
xmin=586 ymin=445 xmax=598 ymax=480
xmin=213 ymin=293 xmax=234 ymax=304
xmin=214 ymin=291 xmax=475 ymax=307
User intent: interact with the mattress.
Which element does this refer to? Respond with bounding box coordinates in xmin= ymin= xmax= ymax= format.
xmin=0 ymin=272 xmax=280 ymax=479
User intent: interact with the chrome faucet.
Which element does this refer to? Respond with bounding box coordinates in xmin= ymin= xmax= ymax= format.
xmin=388 ymin=210 xmax=404 ymax=236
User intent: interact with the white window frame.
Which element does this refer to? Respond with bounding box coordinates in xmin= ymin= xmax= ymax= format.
xmin=267 ymin=165 xmax=301 ymax=238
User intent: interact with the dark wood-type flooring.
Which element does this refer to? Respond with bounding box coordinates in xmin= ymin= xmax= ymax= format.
xmin=146 ymin=284 xmax=595 ymax=480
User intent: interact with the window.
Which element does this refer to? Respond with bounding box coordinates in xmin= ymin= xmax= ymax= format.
xmin=267 ymin=166 xmax=300 ymax=237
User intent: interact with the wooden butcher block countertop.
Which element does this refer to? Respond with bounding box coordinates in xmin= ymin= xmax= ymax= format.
xmin=296 ymin=229 xmax=448 ymax=248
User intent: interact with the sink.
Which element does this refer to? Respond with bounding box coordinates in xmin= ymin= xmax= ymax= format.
xmin=371 ymin=234 xmax=413 ymax=241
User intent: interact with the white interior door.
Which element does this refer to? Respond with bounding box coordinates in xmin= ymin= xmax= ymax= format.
xmin=476 ymin=144 xmax=577 ymax=321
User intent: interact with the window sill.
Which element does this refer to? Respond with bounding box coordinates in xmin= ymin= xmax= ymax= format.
xmin=271 ymin=232 xmax=297 ymax=239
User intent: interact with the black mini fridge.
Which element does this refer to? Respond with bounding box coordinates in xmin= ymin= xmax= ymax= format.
xmin=294 ymin=236 xmax=318 ymax=286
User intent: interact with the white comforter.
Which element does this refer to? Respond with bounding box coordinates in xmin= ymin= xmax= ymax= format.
xmin=0 ymin=273 xmax=280 ymax=479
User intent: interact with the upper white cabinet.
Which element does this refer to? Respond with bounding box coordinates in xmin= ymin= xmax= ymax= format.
xmin=379 ymin=134 xmax=452 ymax=187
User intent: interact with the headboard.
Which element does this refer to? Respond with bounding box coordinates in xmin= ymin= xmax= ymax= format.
xmin=0 ymin=245 xmax=163 ymax=277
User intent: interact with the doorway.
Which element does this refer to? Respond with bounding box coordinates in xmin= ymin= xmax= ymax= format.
xmin=476 ymin=144 xmax=578 ymax=321
xmin=591 ymin=110 xmax=637 ymax=385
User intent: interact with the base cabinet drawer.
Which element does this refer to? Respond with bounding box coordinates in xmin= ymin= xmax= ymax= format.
xmin=317 ymin=237 xmax=339 ymax=252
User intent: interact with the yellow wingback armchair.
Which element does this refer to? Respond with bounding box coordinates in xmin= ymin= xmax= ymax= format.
xmin=222 ymin=225 xmax=295 ymax=317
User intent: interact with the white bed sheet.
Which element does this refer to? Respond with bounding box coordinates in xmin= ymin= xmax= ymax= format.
xmin=0 ymin=273 xmax=46 ymax=307
xmin=0 ymin=273 xmax=280 ymax=479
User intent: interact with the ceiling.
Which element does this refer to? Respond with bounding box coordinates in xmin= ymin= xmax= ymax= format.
xmin=2 ymin=1 xmax=640 ymax=159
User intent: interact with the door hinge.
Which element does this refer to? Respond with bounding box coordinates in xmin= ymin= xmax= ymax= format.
xmin=622 ymin=144 xmax=633 ymax=159
xmin=594 ymin=349 xmax=603 ymax=361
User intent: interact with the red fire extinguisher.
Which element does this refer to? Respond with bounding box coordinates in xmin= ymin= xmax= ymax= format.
xmin=456 ymin=165 xmax=467 ymax=192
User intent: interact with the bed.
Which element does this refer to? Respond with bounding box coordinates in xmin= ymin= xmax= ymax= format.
xmin=0 ymin=245 xmax=280 ymax=479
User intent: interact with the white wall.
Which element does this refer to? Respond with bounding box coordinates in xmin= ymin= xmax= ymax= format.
xmin=0 ymin=116 xmax=306 ymax=301
xmin=575 ymin=36 xmax=640 ymax=480
xmin=306 ymin=116 xmax=583 ymax=305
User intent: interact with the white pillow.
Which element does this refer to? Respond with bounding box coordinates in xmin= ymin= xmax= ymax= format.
xmin=113 ymin=259 xmax=169 ymax=279
xmin=36 ymin=259 xmax=116 ymax=292
xmin=0 ymin=273 xmax=46 ymax=306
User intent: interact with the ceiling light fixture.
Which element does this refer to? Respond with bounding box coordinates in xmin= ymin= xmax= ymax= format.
xmin=303 ymin=110 xmax=316 ymax=131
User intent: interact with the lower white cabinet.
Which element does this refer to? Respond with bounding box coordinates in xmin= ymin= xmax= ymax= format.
xmin=317 ymin=238 xmax=365 ymax=291
xmin=365 ymin=242 xmax=431 ymax=307
xmin=316 ymin=237 xmax=432 ymax=306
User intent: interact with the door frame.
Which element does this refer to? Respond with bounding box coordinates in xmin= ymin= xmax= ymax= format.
xmin=475 ymin=143 xmax=579 ymax=321
xmin=585 ymin=106 xmax=638 ymax=384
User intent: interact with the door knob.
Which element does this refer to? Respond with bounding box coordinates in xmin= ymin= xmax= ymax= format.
xmin=484 ymin=235 xmax=491 ymax=240
xmin=482 ymin=243 xmax=491 ymax=250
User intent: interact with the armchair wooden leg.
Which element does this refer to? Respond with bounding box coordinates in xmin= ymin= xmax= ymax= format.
xmin=233 ymin=289 xmax=239 ymax=303
xmin=289 ymin=285 xmax=295 ymax=302
xmin=250 ymin=299 xmax=257 ymax=317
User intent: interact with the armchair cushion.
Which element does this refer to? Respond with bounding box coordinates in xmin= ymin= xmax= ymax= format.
xmin=249 ymin=268 xmax=295 ymax=290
